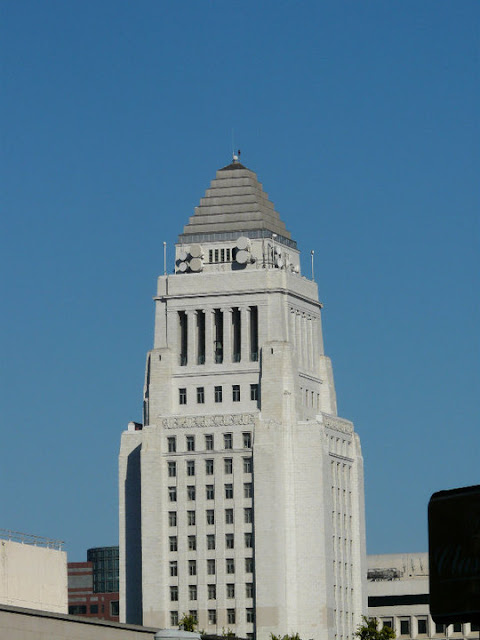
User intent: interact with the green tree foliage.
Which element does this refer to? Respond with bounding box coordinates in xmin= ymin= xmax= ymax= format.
xmin=355 ymin=617 xmax=396 ymax=640
xmin=179 ymin=613 xmax=198 ymax=632
xmin=270 ymin=634 xmax=301 ymax=640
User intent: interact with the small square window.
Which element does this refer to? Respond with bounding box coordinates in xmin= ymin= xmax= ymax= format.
xmin=244 ymin=482 xmax=253 ymax=498
xmin=206 ymin=509 xmax=215 ymax=525
xmin=435 ymin=624 xmax=445 ymax=635
xmin=383 ymin=620 xmax=393 ymax=631
xmin=232 ymin=385 xmax=241 ymax=401
xmin=168 ymin=461 xmax=176 ymax=477
xmin=224 ymin=458 xmax=233 ymax=474
xmin=225 ymin=508 xmax=234 ymax=524
xmin=187 ymin=510 xmax=196 ymax=526
xmin=189 ymin=585 xmax=197 ymax=601
xmin=215 ymin=386 xmax=223 ymax=403
xmin=167 ymin=437 xmax=176 ymax=453
xmin=187 ymin=485 xmax=196 ymax=501
xmin=245 ymin=532 xmax=253 ymax=548
xmin=243 ymin=432 xmax=252 ymax=448
xmin=186 ymin=435 xmax=195 ymax=451
xmin=208 ymin=610 xmax=217 ymax=625
xmin=169 ymin=536 xmax=177 ymax=552
xmin=417 ymin=619 xmax=427 ymax=635
xmin=169 ymin=486 xmax=177 ymax=502
xmin=246 ymin=582 xmax=254 ymax=598
xmin=227 ymin=609 xmax=236 ymax=624
xmin=90 ymin=604 xmax=98 ymax=614
xmin=179 ymin=388 xmax=187 ymax=405
xmin=205 ymin=434 xmax=214 ymax=450
xmin=226 ymin=583 xmax=235 ymax=598
xmin=188 ymin=535 xmax=196 ymax=550
xmin=400 ymin=619 xmax=411 ymax=636
xmin=245 ymin=557 xmax=254 ymax=573
xmin=169 ymin=561 xmax=177 ymax=576
xmin=168 ymin=511 xmax=177 ymax=526
xmin=225 ymin=483 xmax=233 ymax=499
xmin=207 ymin=559 xmax=216 ymax=575
xmin=453 ymin=624 xmax=462 ymax=633
xmin=170 ymin=611 xmax=179 ymax=626
xmin=250 ymin=384 xmax=259 ymax=401
xmin=226 ymin=533 xmax=234 ymax=549
xmin=226 ymin=558 xmax=235 ymax=574
xmin=204 ymin=459 xmax=214 ymax=475
xmin=170 ymin=586 xmax=178 ymax=601
xmin=224 ymin=433 xmax=232 ymax=449
xmin=243 ymin=457 xmax=252 ymax=473
xmin=208 ymin=584 xmax=216 ymax=599
xmin=197 ymin=387 xmax=205 ymax=404
xmin=207 ymin=534 xmax=215 ymax=549
xmin=244 ymin=507 xmax=253 ymax=523
xmin=206 ymin=485 xmax=215 ymax=500
xmin=187 ymin=460 xmax=195 ymax=476
xmin=189 ymin=560 xmax=197 ymax=575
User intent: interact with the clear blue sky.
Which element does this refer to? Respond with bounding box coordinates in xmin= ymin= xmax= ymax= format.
xmin=1 ymin=1 xmax=478 ymax=561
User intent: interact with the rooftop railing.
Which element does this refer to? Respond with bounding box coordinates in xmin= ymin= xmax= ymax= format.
xmin=0 ymin=528 xmax=64 ymax=550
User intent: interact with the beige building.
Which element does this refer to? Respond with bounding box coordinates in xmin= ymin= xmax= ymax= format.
xmin=119 ymin=158 xmax=367 ymax=640
xmin=367 ymin=553 xmax=479 ymax=639
xmin=0 ymin=530 xmax=68 ymax=614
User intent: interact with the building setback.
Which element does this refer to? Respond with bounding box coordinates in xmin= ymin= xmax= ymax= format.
xmin=119 ymin=158 xmax=367 ymax=640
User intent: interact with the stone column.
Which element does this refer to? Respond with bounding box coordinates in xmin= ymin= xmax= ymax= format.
xmin=289 ymin=307 xmax=296 ymax=349
xmin=295 ymin=312 xmax=302 ymax=369
xmin=307 ymin=315 xmax=314 ymax=372
xmin=222 ymin=307 xmax=232 ymax=364
xmin=187 ymin=310 xmax=196 ymax=366
xmin=205 ymin=308 xmax=214 ymax=365
xmin=240 ymin=306 xmax=249 ymax=363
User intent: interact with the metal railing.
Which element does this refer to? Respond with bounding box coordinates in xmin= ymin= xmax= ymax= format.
xmin=0 ymin=528 xmax=64 ymax=550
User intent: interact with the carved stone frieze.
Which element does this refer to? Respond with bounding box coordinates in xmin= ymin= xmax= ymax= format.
xmin=161 ymin=413 xmax=256 ymax=429
xmin=323 ymin=415 xmax=354 ymax=435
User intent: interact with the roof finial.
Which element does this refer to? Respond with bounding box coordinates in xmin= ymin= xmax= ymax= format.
xmin=233 ymin=149 xmax=241 ymax=163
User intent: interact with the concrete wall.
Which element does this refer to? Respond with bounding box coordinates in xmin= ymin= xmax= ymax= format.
xmin=0 ymin=604 xmax=156 ymax=640
xmin=0 ymin=539 xmax=68 ymax=613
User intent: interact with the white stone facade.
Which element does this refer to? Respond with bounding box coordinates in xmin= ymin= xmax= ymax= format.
xmin=119 ymin=161 xmax=367 ymax=639
xmin=0 ymin=536 xmax=68 ymax=613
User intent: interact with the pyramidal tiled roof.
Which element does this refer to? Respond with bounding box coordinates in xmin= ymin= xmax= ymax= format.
xmin=178 ymin=160 xmax=293 ymax=243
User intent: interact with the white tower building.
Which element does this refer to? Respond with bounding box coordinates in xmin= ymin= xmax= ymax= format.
xmin=119 ymin=158 xmax=367 ymax=640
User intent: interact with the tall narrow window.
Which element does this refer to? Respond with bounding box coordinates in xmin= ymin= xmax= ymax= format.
xmin=207 ymin=534 xmax=215 ymax=549
xmin=232 ymin=385 xmax=241 ymax=402
xmin=250 ymin=384 xmax=259 ymax=401
xmin=205 ymin=459 xmax=214 ymax=475
xmin=224 ymin=433 xmax=232 ymax=449
xmin=249 ymin=306 xmax=258 ymax=361
xmin=205 ymin=434 xmax=214 ymax=450
xmin=187 ymin=511 xmax=196 ymax=525
xmin=179 ymin=388 xmax=187 ymax=405
xmin=232 ymin=307 xmax=241 ymax=362
xmin=168 ymin=461 xmax=177 ymax=477
xmin=214 ymin=309 xmax=223 ymax=363
xmin=196 ymin=387 xmax=205 ymax=404
xmin=186 ymin=435 xmax=195 ymax=451
xmin=179 ymin=311 xmax=188 ymax=366
xmin=187 ymin=460 xmax=195 ymax=476
xmin=214 ymin=386 xmax=223 ymax=403
xmin=243 ymin=432 xmax=251 ymax=448
xmin=196 ymin=311 xmax=205 ymax=364
xmin=226 ymin=558 xmax=235 ymax=574
xmin=168 ymin=437 xmax=176 ymax=453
